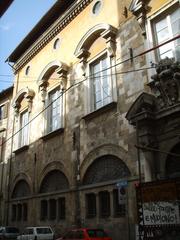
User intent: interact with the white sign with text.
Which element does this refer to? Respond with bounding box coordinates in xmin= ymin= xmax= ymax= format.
xmin=143 ymin=201 xmax=180 ymax=225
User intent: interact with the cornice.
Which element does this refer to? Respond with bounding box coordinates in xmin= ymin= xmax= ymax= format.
xmin=14 ymin=0 xmax=93 ymax=73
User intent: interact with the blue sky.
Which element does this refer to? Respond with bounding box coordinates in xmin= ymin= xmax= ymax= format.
xmin=0 ymin=0 xmax=57 ymax=92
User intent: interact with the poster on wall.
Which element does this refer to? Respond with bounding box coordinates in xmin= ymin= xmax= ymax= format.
xmin=143 ymin=201 xmax=180 ymax=225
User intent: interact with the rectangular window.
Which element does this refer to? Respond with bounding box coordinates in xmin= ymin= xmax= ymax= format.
xmin=23 ymin=203 xmax=28 ymax=221
xmin=86 ymin=193 xmax=96 ymax=218
xmin=154 ymin=8 xmax=180 ymax=60
xmin=0 ymin=105 xmax=4 ymax=120
xmin=48 ymin=88 xmax=62 ymax=133
xmin=19 ymin=110 xmax=29 ymax=147
xmin=17 ymin=204 xmax=22 ymax=221
xmin=90 ymin=55 xmax=112 ymax=111
xmin=40 ymin=200 xmax=48 ymax=221
xmin=99 ymin=191 xmax=110 ymax=218
xmin=49 ymin=199 xmax=56 ymax=220
xmin=11 ymin=204 xmax=17 ymax=221
xmin=58 ymin=197 xmax=65 ymax=220
xmin=113 ymin=189 xmax=126 ymax=217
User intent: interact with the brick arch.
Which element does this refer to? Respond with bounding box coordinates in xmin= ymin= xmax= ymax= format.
xmin=38 ymin=161 xmax=70 ymax=193
xmin=80 ymin=144 xmax=131 ymax=181
xmin=83 ymin=154 xmax=131 ymax=185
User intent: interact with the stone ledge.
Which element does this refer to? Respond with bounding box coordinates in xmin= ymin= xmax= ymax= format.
xmin=13 ymin=145 xmax=29 ymax=154
xmin=82 ymin=102 xmax=117 ymax=121
xmin=41 ymin=128 xmax=64 ymax=141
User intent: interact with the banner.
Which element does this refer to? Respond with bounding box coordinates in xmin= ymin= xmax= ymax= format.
xmin=143 ymin=201 xmax=180 ymax=225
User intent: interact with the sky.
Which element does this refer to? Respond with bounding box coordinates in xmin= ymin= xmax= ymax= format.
xmin=0 ymin=0 xmax=57 ymax=92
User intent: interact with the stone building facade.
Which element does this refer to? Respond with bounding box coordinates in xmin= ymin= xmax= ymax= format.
xmin=1 ymin=0 xmax=179 ymax=240
xmin=0 ymin=86 xmax=13 ymax=224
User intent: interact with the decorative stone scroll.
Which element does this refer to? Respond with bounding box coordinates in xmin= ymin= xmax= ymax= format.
xmin=12 ymin=87 xmax=35 ymax=115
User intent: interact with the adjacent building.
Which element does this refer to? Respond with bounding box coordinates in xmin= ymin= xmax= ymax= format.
xmin=0 ymin=86 xmax=13 ymax=224
xmin=0 ymin=0 xmax=179 ymax=239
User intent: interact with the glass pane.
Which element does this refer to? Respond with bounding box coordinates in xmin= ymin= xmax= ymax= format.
xmin=92 ymin=62 xmax=100 ymax=74
xmin=159 ymin=42 xmax=173 ymax=55
xmin=101 ymin=57 xmax=107 ymax=70
xmin=156 ymin=27 xmax=169 ymax=43
xmin=96 ymin=101 xmax=102 ymax=109
xmin=103 ymin=86 xmax=110 ymax=98
xmin=95 ymin=91 xmax=101 ymax=102
xmin=94 ymin=78 xmax=101 ymax=91
xmin=160 ymin=50 xmax=173 ymax=59
xmin=171 ymin=19 xmax=180 ymax=36
xmin=170 ymin=8 xmax=180 ymax=23
xmin=155 ymin=18 xmax=167 ymax=32
xmin=102 ymin=75 xmax=109 ymax=88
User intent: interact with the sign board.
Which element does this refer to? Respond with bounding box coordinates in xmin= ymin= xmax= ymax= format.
xmin=116 ymin=180 xmax=128 ymax=188
xmin=143 ymin=201 xmax=180 ymax=225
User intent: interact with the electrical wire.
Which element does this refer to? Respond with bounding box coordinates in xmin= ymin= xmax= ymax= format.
xmin=0 ymin=66 xmax=155 ymax=84
xmin=0 ymin=34 xmax=179 ymax=83
xmin=0 ymin=35 xmax=180 ymax=149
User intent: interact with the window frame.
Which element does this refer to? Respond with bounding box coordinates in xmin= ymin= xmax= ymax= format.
xmin=152 ymin=6 xmax=180 ymax=61
xmin=86 ymin=193 xmax=96 ymax=218
xmin=46 ymin=86 xmax=64 ymax=134
xmin=113 ymin=189 xmax=126 ymax=217
xmin=0 ymin=104 xmax=4 ymax=120
xmin=19 ymin=109 xmax=29 ymax=148
xmin=0 ymin=101 xmax=8 ymax=121
xmin=87 ymin=51 xmax=114 ymax=113
xmin=99 ymin=191 xmax=110 ymax=218
xmin=146 ymin=1 xmax=179 ymax=62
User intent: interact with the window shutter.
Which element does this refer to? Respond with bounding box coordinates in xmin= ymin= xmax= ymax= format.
xmin=3 ymin=102 xmax=9 ymax=119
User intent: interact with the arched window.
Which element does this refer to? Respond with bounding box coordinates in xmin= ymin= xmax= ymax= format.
xmin=92 ymin=1 xmax=102 ymax=15
xmin=83 ymin=155 xmax=130 ymax=185
xmin=39 ymin=170 xmax=69 ymax=222
xmin=37 ymin=61 xmax=69 ymax=134
xmin=83 ymin=155 xmax=130 ymax=219
xmin=40 ymin=170 xmax=69 ymax=193
xmin=74 ymin=24 xmax=117 ymax=114
xmin=25 ymin=66 xmax=30 ymax=75
xmin=53 ymin=38 xmax=60 ymax=49
xmin=11 ymin=180 xmax=30 ymax=222
xmin=12 ymin=180 xmax=31 ymax=198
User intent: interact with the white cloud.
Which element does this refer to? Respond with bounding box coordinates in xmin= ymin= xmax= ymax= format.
xmin=0 ymin=23 xmax=13 ymax=31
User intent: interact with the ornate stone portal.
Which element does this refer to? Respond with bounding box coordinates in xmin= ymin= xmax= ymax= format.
xmin=149 ymin=58 xmax=180 ymax=109
xmin=126 ymin=58 xmax=180 ymax=181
